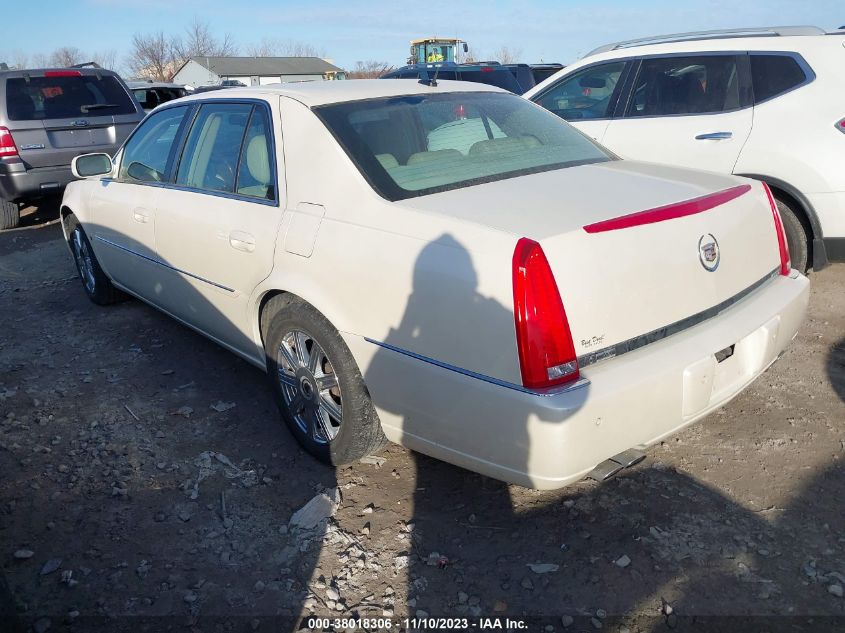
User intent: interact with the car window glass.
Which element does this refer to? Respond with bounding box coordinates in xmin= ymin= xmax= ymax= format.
xmin=5 ymin=75 xmax=137 ymax=121
xmin=176 ymin=103 xmax=252 ymax=193
xmin=316 ymin=92 xmax=611 ymax=201
xmin=750 ymin=55 xmax=806 ymax=103
xmin=236 ymin=107 xmax=275 ymax=200
xmin=534 ymin=61 xmax=626 ymax=120
xmin=119 ymin=106 xmax=188 ymax=183
xmin=626 ymin=55 xmax=739 ymax=117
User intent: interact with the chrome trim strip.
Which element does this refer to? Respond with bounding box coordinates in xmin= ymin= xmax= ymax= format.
xmin=93 ymin=236 xmax=235 ymax=293
xmin=578 ymin=267 xmax=780 ymax=369
xmin=363 ymin=337 xmax=590 ymax=397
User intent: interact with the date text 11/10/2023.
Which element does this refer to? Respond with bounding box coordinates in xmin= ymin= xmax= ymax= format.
xmin=305 ymin=617 xmax=529 ymax=630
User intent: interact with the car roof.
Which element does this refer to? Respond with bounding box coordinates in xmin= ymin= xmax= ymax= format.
xmin=127 ymin=81 xmax=185 ymax=89
xmin=0 ymin=67 xmax=122 ymax=79
xmin=580 ymin=27 xmax=845 ymax=62
xmin=172 ymin=78 xmax=507 ymax=107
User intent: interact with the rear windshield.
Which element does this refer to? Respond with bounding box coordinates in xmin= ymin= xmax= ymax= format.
xmin=5 ymin=75 xmax=136 ymax=121
xmin=315 ymin=91 xmax=612 ymax=201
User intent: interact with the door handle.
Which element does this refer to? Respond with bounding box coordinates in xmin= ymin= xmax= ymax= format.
xmin=229 ymin=231 xmax=255 ymax=253
xmin=695 ymin=131 xmax=733 ymax=140
xmin=132 ymin=209 xmax=150 ymax=223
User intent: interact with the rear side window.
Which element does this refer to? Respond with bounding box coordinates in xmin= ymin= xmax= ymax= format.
xmin=5 ymin=75 xmax=137 ymax=121
xmin=750 ymin=54 xmax=807 ymax=103
xmin=176 ymin=103 xmax=252 ymax=194
xmin=236 ymin=107 xmax=275 ymax=200
xmin=533 ymin=61 xmax=626 ymax=120
xmin=625 ymin=55 xmax=740 ymax=117
xmin=119 ymin=106 xmax=188 ymax=183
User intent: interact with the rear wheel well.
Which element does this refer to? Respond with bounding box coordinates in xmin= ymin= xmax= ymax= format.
xmin=258 ymin=290 xmax=290 ymax=344
xmin=735 ymin=175 xmax=819 ymax=268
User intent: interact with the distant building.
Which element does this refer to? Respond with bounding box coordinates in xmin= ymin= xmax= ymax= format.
xmin=172 ymin=56 xmax=345 ymax=88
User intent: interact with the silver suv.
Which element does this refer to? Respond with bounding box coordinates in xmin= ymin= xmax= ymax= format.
xmin=0 ymin=68 xmax=144 ymax=229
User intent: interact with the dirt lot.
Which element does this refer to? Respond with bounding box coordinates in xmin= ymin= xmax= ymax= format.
xmin=1 ymin=202 xmax=844 ymax=632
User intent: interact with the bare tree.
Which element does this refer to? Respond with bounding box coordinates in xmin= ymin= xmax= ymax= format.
xmin=92 ymin=49 xmax=118 ymax=71
xmin=11 ymin=50 xmax=29 ymax=69
xmin=490 ymin=45 xmax=523 ymax=64
xmin=32 ymin=53 xmax=49 ymax=68
xmin=171 ymin=17 xmax=237 ymax=65
xmin=49 ymin=46 xmax=84 ymax=68
xmin=347 ymin=61 xmax=394 ymax=79
xmin=246 ymin=37 xmax=326 ymax=58
xmin=127 ymin=31 xmax=174 ymax=81
xmin=458 ymin=45 xmax=483 ymax=63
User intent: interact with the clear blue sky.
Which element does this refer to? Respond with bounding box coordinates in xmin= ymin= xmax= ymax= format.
xmin=4 ymin=0 xmax=842 ymax=72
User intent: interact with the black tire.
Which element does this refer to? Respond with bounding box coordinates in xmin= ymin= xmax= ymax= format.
xmin=0 ymin=199 xmax=20 ymax=230
xmin=262 ymin=294 xmax=387 ymax=465
xmin=68 ymin=222 xmax=123 ymax=305
xmin=775 ymin=197 xmax=809 ymax=273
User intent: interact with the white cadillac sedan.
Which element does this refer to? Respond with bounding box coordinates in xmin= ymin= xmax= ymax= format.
xmin=60 ymin=80 xmax=809 ymax=489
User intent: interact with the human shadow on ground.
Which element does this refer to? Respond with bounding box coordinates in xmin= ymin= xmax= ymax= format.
xmin=364 ymin=235 xmax=845 ymax=631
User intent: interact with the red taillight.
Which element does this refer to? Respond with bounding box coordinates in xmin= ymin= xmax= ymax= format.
xmin=0 ymin=126 xmax=18 ymax=158
xmin=44 ymin=70 xmax=81 ymax=77
xmin=762 ymin=183 xmax=791 ymax=276
xmin=836 ymin=118 xmax=845 ymax=134
xmin=512 ymin=238 xmax=579 ymax=389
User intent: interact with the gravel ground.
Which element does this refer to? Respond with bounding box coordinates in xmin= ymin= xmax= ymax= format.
xmin=1 ymin=203 xmax=844 ymax=632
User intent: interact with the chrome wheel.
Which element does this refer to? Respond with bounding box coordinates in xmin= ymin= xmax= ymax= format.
xmin=277 ymin=329 xmax=342 ymax=444
xmin=72 ymin=229 xmax=96 ymax=294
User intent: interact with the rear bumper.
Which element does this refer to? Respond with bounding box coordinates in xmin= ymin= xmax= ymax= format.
xmin=352 ymin=271 xmax=810 ymax=489
xmin=0 ymin=160 xmax=75 ymax=201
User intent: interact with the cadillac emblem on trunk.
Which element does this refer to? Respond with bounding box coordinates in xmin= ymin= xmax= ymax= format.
xmin=699 ymin=234 xmax=720 ymax=271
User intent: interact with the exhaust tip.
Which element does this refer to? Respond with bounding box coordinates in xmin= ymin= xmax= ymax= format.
xmin=586 ymin=449 xmax=646 ymax=481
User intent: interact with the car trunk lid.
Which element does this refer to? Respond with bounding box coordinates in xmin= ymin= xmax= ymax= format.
xmin=400 ymin=160 xmax=783 ymax=363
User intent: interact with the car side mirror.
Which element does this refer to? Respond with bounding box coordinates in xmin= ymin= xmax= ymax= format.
xmin=579 ymin=76 xmax=607 ymax=89
xmin=71 ymin=153 xmax=113 ymax=179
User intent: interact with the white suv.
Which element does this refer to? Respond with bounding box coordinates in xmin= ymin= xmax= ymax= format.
xmin=524 ymin=26 xmax=845 ymax=272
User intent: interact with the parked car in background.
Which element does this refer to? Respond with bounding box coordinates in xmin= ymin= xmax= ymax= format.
xmin=60 ymin=80 xmax=807 ymax=489
xmin=382 ymin=62 xmax=523 ymax=93
xmin=127 ymin=81 xmax=187 ymax=112
xmin=0 ymin=67 xmax=144 ymax=229
xmin=500 ymin=63 xmax=566 ymax=93
xmin=524 ymin=26 xmax=845 ymax=272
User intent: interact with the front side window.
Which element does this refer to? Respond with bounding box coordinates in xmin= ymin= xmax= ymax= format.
xmin=176 ymin=103 xmax=252 ymax=193
xmin=533 ymin=61 xmax=626 ymax=120
xmin=750 ymin=54 xmax=807 ymax=103
xmin=119 ymin=105 xmax=188 ymax=183
xmin=316 ymin=92 xmax=611 ymax=201
xmin=625 ymin=55 xmax=740 ymax=117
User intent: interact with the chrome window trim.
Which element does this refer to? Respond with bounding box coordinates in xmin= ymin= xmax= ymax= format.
xmin=578 ymin=267 xmax=780 ymax=368
xmin=94 ymin=235 xmax=235 ymax=293
xmin=113 ymin=98 xmax=281 ymax=207
xmin=363 ymin=337 xmax=590 ymax=397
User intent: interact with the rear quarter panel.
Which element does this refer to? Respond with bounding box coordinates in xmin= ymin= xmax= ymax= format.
xmin=251 ymin=96 xmax=524 ymax=385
